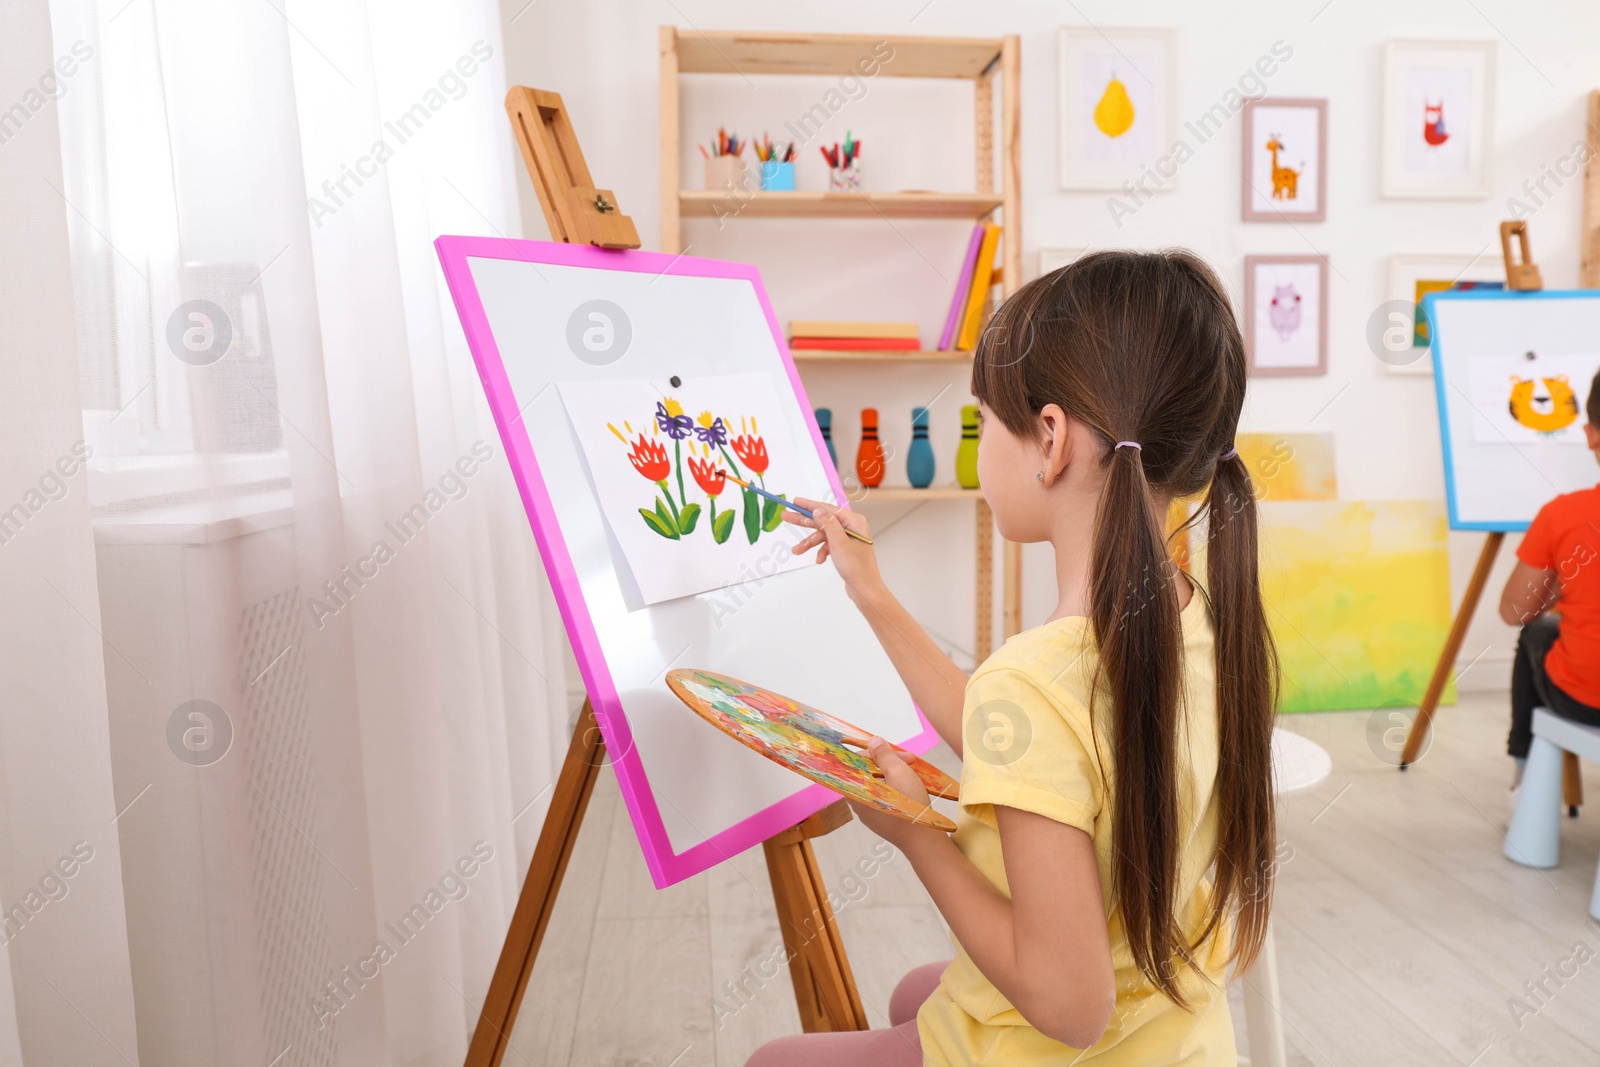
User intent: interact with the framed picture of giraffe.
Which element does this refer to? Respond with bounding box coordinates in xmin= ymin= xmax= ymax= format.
xmin=1241 ymin=98 xmax=1326 ymax=222
xmin=1381 ymin=40 xmax=1495 ymax=199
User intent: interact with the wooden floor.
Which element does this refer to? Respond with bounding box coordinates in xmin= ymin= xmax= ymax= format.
xmin=504 ymin=691 xmax=1600 ymax=1065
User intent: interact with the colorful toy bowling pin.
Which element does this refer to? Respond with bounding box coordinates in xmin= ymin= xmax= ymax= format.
xmin=956 ymin=405 xmax=980 ymax=488
xmin=907 ymin=407 xmax=936 ymax=488
xmin=815 ymin=408 xmax=836 ymax=469
xmin=856 ymin=407 xmax=885 ymax=487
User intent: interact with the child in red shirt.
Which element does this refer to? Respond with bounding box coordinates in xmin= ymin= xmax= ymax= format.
xmin=1499 ymin=370 xmax=1600 ymax=794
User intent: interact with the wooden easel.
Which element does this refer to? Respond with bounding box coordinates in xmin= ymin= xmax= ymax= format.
xmin=462 ymin=90 xmax=868 ymax=1067
xmin=1399 ymin=222 xmax=1583 ymax=814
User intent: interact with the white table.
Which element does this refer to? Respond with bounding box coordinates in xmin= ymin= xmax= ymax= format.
xmin=1239 ymin=728 xmax=1332 ymax=1067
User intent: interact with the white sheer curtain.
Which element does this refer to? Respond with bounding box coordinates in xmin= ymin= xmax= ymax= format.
xmin=2 ymin=1 xmax=570 ymax=1063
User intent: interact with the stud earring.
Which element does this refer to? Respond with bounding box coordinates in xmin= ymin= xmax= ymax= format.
xmin=1035 ymin=471 xmax=1044 ymax=482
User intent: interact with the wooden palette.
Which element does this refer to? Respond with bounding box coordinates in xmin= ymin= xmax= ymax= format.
xmin=666 ymin=669 xmax=958 ymax=831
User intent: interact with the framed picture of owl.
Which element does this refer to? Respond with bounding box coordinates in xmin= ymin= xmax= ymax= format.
xmin=1241 ymin=98 xmax=1327 ymax=222
xmin=1058 ymin=27 xmax=1177 ymax=191
xmin=1381 ymin=40 xmax=1495 ymax=199
xmin=1244 ymin=254 xmax=1328 ymax=377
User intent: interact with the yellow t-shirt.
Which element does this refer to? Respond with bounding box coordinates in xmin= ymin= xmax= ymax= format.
xmin=917 ymin=591 xmax=1234 ymax=1065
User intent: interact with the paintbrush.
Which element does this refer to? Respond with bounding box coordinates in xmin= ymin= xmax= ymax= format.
xmin=719 ymin=471 xmax=874 ymax=545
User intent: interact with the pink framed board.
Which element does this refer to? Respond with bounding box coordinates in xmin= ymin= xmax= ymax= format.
xmin=434 ymin=235 xmax=938 ymax=887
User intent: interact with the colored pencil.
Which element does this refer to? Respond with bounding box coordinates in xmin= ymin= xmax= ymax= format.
xmin=719 ymin=473 xmax=873 ymax=545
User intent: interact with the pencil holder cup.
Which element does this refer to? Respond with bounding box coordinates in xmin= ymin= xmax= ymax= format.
xmin=704 ymin=156 xmax=747 ymax=192
xmin=828 ymin=163 xmax=861 ymax=191
xmin=760 ymin=161 xmax=796 ymax=191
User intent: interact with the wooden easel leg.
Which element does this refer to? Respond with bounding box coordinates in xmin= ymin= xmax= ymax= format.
xmin=1563 ymin=751 xmax=1583 ymax=817
xmin=975 ymin=499 xmax=994 ymax=663
xmin=761 ymin=801 xmax=869 ymax=1033
xmin=1401 ymin=532 xmax=1504 ymax=768
xmin=464 ymin=702 xmax=606 ymax=1067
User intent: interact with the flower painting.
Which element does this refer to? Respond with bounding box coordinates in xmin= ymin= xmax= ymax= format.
xmin=560 ymin=374 xmax=823 ymax=605
xmin=610 ymin=403 xmax=789 ymax=547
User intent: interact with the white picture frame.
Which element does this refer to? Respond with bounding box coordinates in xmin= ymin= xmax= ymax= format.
xmin=1036 ymin=247 xmax=1090 ymax=279
xmin=1058 ymin=27 xmax=1178 ymax=191
xmin=1381 ymin=40 xmax=1495 ymax=199
xmin=1384 ymin=254 xmax=1505 ymax=375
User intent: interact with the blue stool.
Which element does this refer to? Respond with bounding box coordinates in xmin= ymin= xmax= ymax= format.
xmin=1504 ymin=708 xmax=1599 ymax=920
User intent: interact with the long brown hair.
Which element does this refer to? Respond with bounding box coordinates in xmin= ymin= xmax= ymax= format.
xmin=971 ymin=249 xmax=1278 ymax=1006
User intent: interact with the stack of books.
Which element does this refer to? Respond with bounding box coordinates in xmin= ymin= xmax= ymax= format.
xmin=939 ymin=223 xmax=1002 ymax=351
xmin=788 ymin=321 xmax=920 ymax=352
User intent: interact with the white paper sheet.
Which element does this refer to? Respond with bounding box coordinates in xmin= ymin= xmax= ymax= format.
xmin=1466 ymin=353 xmax=1600 ymax=446
xmin=558 ymin=374 xmax=820 ymax=605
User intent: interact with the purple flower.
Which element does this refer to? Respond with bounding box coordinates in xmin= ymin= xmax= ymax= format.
xmin=655 ymin=399 xmax=693 ymax=440
xmin=692 ymin=411 xmax=728 ymax=447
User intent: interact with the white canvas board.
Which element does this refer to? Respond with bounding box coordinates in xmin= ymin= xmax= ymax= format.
xmin=1429 ymin=292 xmax=1600 ymax=529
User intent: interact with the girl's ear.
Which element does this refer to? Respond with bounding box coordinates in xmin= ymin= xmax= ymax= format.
xmin=1037 ymin=403 xmax=1073 ymax=485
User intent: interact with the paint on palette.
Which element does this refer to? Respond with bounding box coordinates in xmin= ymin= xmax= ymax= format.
xmin=666 ymin=669 xmax=958 ymax=830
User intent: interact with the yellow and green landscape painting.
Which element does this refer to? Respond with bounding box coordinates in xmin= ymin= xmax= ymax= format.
xmin=1260 ymin=499 xmax=1453 ymax=713
xmin=1199 ymin=434 xmax=1452 ymax=713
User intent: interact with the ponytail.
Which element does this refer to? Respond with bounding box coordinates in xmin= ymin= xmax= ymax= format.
xmin=1089 ymin=441 xmax=1191 ymax=1006
xmin=1199 ymin=451 xmax=1278 ymax=975
xmin=972 ymin=248 xmax=1278 ymax=1007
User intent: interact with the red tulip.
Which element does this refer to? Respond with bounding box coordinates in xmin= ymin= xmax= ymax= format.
xmin=626 ymin=435 xmax=671 ymax=482
xmin=687 ymin=456 xmax=726 ymax=496
xmin=731 ymin=434 xmax=769 ymax=475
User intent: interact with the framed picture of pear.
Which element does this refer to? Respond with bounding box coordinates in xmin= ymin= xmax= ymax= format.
xmin=1059 ymin=27 xmax=1178 ymax=191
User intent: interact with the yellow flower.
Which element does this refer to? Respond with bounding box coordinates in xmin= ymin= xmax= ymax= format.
xmin=697 ymin=410 xmax=715 ymax=427
xmin=663 ymin=398 xmax=684 ymax=418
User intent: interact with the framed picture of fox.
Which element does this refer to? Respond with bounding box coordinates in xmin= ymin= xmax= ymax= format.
xmin=1381 ymin=40 xmax=1495 ymax=199
xmin=1241 ymin=98 xmax=1327 ymax=222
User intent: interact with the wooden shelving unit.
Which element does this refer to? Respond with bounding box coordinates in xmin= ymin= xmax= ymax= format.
xmin=788 ymin=349 xmax=974 ymax=364
xmin=660 ymin=27 xmax=1022 ymax=661
xmin=858 ymin=486 xmax=984 ymax=501
xmin=678 ymin=189 xmax=1004 ymax=219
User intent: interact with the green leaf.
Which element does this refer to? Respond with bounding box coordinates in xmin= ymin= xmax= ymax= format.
xmin=742 ymin=487 xmax=761 ymax=544
xmin=712 ymin=508 xmax=736 ymax=544
xmin=761 ymin=494 xmax=786 ymax=532
xmin=655 ymin=498 xmax=679 ymax=535
xmin=677 ymin=502 xmax=702 ymax=535
xmin=640 ymin=507 xmax=678 ymax=539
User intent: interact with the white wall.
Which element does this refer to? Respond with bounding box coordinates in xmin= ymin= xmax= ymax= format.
xmin=502 ymin=0 xmax=1600 ymax=690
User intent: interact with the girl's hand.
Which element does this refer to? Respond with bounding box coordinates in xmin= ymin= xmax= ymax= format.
xmin=849 ymin=737 xmax=947 ymax=852
xmin=783 ymin=498 xmax=881 ymax=600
